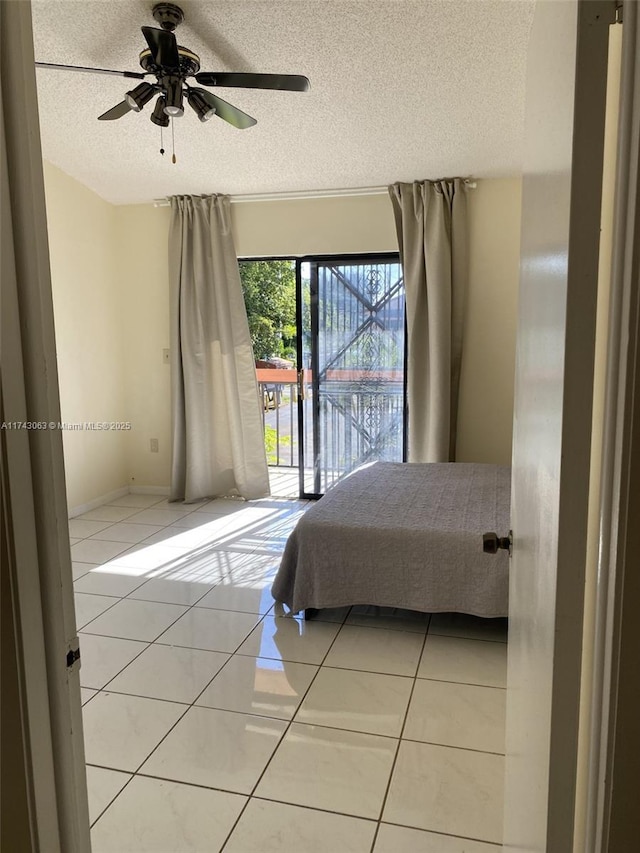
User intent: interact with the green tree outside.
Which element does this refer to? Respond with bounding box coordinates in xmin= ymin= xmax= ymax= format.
xmin=239 ymin=260 xmax=296 ymax=360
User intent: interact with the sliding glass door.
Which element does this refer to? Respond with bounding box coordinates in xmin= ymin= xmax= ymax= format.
xmin=298 ymin=254 xmax=405 ymax=497
xmin=240 ymin=254 xmax=405 ymax=499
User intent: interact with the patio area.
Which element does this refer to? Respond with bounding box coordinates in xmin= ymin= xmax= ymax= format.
xmin=267 ymin=466 xmax=301 ymax=499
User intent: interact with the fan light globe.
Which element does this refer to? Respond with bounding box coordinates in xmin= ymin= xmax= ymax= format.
xmin=163 ymin=78 xmax=184 ymax=117
xmin=150 ymin=96 xmax=170 ymax=127
xmin=187 ymin=89 xmax=217 ymax=122
xmin=125 ymin=82 xmax=156 ymax=111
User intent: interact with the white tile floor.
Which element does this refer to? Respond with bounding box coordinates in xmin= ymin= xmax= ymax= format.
xmin=72 ymin=492 xmax=507 ymax=852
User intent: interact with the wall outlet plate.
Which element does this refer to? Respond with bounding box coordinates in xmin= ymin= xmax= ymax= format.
xmin=150 ymin=438 xmax=159 ymax=453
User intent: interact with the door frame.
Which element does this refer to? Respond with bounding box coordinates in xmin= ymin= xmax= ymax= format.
xmin=588 ymin=1 xmax=640 ymax=846
xmin=1 ymin=1 xmax=90 ymax=849
xmin=10 ymin=0 xmax=640 ymax=846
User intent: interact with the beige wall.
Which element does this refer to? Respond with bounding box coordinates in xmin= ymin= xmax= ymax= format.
xmin=115 ymin=204 xmax=172 ymax=489
xmin=45 ymin=176 xmax=522 ymax=500
xmin=44 ymin=162 xmax=129 ymax=512
xmin=232 ymin=193 xmax=398 ymax=257
xmin=457 ymin=178 xmax=521 ymax=465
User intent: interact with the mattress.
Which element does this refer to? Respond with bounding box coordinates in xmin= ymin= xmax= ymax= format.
xmin=271 ymin=462 xmax=511 ymax=617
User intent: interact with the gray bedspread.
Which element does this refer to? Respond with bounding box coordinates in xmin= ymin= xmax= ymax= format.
xmin=271 ymin=462 xmax=511 ymax=617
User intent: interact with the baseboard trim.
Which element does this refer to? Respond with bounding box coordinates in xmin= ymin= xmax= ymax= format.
xmin=129 ymin=485 xmax=171 ymax=496
xmin=68 ymin=486 xmax=129 ymax=518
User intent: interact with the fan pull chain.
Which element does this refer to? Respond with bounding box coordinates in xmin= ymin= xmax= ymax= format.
xmin=171 ymin=118 xmax=176 ymax=164
xmin=159 ymin=125 xmax=165 ymax=156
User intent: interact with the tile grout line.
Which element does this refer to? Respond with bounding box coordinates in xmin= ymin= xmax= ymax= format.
xmin=94 ymin=600 xmax=285 ymax=821
xmin=376 ymin=818 xmax=504 ymax=849
xmin=74 ymin=517 xmax=279 ymax=635
xmin=73 ymin=508 xmax=311 ymax=585
xmin=428 ymin=631 xmax=508 ymax=645
xmin=81 ymin=505 xmax=297 ymax=832
xmin=87 ymin=600 xmax=275 ymax=833
xmin=75 ymin=596 xmax=129 ymax=631
xmin=70 ymin=495 xmax=189 ymax=540
xmin=88 ymin=772 xmax=137 ymax=829
xmin=86 ymin=612 xmax=505 ymax=838
xmin=90 ymin=598 xmax=271 ymax=703
xmin=83 ymin=649 xmax=506 ymax=754
xmin=71 ymin=496 xmax=269 ymax=561
xmin=413 ymin=674 xmax=507 ymax=690
xmin=218 ymin=607 xmax=353 ymax=852
xmin=368 ymin=614 xmax=432 ymax=852
xmin=87 ymin=762 xmax=380 ymax=824
xmin=76 ymin=496 xmax=195 ymax=836
xmin=86 ymin=762 xmax=503 ymax=849
xmin=77 ymin=495 xmax=307 ymax=834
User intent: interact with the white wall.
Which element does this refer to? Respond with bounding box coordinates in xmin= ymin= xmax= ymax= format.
xmin=45 ymin=176 xmax=522 ymax=501
xmin=44 ymin=162 xmax=129 ymax=512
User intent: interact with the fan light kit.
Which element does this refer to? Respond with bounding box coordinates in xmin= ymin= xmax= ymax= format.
xmin=35 ymin=2 xmax=310 ymax=161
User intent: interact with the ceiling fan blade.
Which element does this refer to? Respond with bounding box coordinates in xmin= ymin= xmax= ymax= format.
xmin=194 ymin=90 xmax=257 ymax=129
xmin=141 ymin=26 xmax=180 ymax=69
xmin=98 ymin=100 xmax=134 ymax=121
xmin=195 ymin=72 xmax=310 ymax=92
xmin=35 ymin=61 xmax=147 ymax=80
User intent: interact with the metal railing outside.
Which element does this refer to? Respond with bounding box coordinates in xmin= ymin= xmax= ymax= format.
xmin=257 ymin=371 xmax=404 ymax=496
xmin=316 ymin=381 xmax=404 ymax=492
xmin=257 ymin=370 xmax=298 ymax=468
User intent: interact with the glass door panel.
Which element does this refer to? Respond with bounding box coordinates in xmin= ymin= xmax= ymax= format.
xmin=297 ymin=262 xmax=316 ymax=496
xmin=298 ymin=256 xmax=405 ymax=496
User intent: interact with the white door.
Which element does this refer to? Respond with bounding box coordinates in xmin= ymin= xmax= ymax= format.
xmin=504 ymin=1 xmax=616 ymax=850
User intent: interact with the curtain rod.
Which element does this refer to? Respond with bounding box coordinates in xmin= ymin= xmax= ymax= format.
xmin=152 ymin=179 xmax=477 ymax=207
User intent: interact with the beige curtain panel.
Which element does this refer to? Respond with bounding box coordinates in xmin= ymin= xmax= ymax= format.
xmin=389 ymin=179 xmax=468 ymax=462
xmin=169 ymin=194 xmax=270 ymax=501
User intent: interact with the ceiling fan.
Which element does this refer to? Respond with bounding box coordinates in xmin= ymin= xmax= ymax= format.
xmin=35 ymin=2 xmax=310 ymax=132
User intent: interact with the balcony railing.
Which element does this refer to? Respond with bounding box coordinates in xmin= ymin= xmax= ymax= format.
xmin=317 ymin=382 xmax=404 ymax=492
xmin=257 ymin=368 xmax=404 ymax=495
xmin=256 ymin=368 xmax=298 ymax=468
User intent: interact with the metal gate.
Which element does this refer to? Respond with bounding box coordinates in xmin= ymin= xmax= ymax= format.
xmin=300 ymin=256 xmax=405 ymax=495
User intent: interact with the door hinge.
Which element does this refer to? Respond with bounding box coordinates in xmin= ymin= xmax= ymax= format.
xmin=615 ymin=1 xmax=623 ymax=24
xmin=66 ymin=637 xmax=81 ymax=672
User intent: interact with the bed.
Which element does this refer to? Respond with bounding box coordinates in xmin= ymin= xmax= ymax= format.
xmin=271 ymin=462 xmax=511 ymax=618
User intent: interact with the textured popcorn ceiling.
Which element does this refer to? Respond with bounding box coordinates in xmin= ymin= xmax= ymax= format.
xmin=32 ymin=0 xmax=535 ymax=205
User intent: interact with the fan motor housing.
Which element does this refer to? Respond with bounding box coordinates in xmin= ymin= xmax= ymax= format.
xmin=152 ymin=3 xmax=184 ymax=32
xmin=139 ymin=46 xmax=200 ymax=76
